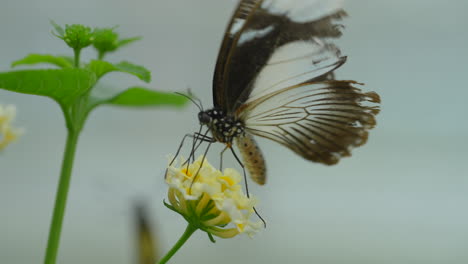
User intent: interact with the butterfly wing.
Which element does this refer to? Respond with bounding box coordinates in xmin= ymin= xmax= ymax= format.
xmin=237 ymin=81 xmax=380 ymax=165
xmin=213 ymin=0 xmax=346 ymax=113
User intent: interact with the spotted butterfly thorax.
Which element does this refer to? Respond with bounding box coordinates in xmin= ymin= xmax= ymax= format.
xmin=198 ymin=109 xmax=244 ymax=144
xmin=187 ymin=0 xmax=380 ymax=186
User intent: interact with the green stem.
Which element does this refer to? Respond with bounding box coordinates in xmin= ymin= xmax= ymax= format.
xmin=44 ymin=129 xmax=80 ymax=264
xmin=73 ymin=48 xmax=81 ymax=67
xmin=157 ymin=224 xmax=197 ymax=264
xmin=98 ymin=51 xmax=105 ymax=60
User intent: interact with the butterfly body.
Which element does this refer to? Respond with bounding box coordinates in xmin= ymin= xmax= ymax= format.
xmin=236 ymin=134 xmax=267 ymax=185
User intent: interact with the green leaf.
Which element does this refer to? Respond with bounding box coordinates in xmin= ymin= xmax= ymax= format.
xmin=163 ymin=200 xmax=178 ymax=213
xmin=61 ymin=56 xmax=75 ymax=66
xmin=118 ymin=37 xmax=142 ymax=48
xmin=86 ymin=60 xmax=114 ymax=79
xmin=50 ymin=20 xmax=64 ymax=37
xmin=11 ymin=54 xmax=73 ymax=68
xmin=0 ymin=69 xmax=96 ymax=105
xmin=207 ymin=233 xmax=216 ymax=243
xmin=114 ymin=61 xmax=150 ymax=82
xmin=86 ymin=60 xmax=151 ymax=82
xmin=106 ymin=87 xmax=188 ymax=107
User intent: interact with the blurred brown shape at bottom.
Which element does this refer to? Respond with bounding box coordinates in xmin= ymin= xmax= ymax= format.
xmin=134 ymin=201 xmax=159 ymax=264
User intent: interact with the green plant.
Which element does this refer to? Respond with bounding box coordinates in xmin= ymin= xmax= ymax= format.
xmin=0 ymin=23 xmax=188 ymax=264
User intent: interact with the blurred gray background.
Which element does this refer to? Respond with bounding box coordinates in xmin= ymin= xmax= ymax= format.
xmin=1 ymin=0 xmax=467 ymax=263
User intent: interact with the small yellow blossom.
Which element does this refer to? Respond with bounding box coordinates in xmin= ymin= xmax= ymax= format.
xmin=0 ymin=104 xmax=22 ymax=151
xmin=165 ymin=156 xmax=263 ymax=238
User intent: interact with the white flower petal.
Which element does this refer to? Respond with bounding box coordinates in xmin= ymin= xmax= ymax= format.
xmin=0 ymin=104 xmax=22 ymax=151
xmin=165 ymin=155 xmax=263 ymax=237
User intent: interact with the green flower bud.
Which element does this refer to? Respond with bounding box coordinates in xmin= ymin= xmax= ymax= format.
xmin=61 ymin=24 xmax=94 ymax=50
xmin=93 ymin=27 xmax=119 ymax=54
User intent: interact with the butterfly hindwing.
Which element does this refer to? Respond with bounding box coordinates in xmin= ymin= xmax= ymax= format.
xmin=238 ymin=81 xmax=380 ymax=165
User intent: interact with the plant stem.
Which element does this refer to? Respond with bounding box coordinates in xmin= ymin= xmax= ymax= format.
xmin=157 ymin=224 xmax=197 ymax=264
xmin=98 ymin=51 xmax=105 ymax=60
xmin=44 ymin=130 xmax=80 ymax=264
xmin=73 ymin=48 xmax=81 ymax=68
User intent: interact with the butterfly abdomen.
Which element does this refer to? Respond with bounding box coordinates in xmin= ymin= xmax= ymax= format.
xmin=236 ymin=133 xmax=266 ymax=185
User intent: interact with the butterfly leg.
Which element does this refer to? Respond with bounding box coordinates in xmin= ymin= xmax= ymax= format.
xmin=189 ymin=141 xmax=213 ymax=190
xmin=165 ymin=133 xmax=194 ymax=180
xmin=166 ymin=128 xmax=214 ymax=179
xmin=230 ymin=147 xmax=267 ymax=228
xmin=188 ymin=125 xmax=204 ymax=164
xmin=219 ymin=145 xmax=229 ymax=171
xmin=183 ymin=129 xmax=215 ymax=174
xmin=186 ymin=128 xmax=213 ymax=165
xmin=168 ymin=133 xmax=192 ymax=167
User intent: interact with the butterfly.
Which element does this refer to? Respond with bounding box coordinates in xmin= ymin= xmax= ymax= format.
xmin=185 ymin=0 xmax=380 ymax=185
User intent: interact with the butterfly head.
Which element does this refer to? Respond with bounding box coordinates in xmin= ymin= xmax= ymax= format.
xmin=197 ymin=108 xmax=225 ymax=125
xmin=198 ymin=108 xmax=244 ymax=143
xmin=197 ymin=110 xmax=212 ymax=125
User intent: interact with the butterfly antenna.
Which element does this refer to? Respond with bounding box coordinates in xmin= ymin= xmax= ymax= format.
xmin=195 ymin=97 xmax=204 ymax=111
xmin=186 ymin=88 xmax=204 ymax=111
xmin=175 ymin=92 xmax=203 ymax=112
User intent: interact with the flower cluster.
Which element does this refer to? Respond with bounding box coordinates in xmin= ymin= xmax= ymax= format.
xmin=61 ymin=24 xmax=94 ymax=50
xmin=165 ymin=156 xmax=263 ymax=238
xmin=0 ymin=104 xmax=22 ymax=151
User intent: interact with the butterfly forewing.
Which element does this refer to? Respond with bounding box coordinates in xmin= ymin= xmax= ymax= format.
xmin=213 ymin=0 xmax=347 ymax=113
xmin=213 ymin=0 xmax=263 ymax=111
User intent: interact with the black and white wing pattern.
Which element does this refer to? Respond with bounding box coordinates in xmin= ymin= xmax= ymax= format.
xmin=213 ymin=0 xmax=380 ymax=170
xmin=237 ymin=81 xmax=380 ymax=165
xmin=213 ymin=0 xmax=347 ymax=113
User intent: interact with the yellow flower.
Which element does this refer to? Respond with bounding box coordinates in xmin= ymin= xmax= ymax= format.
xmin=0 ymin=104 xmax=22 ymax=151
xmin=165 ymin=156 xmax=263 ymax=238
